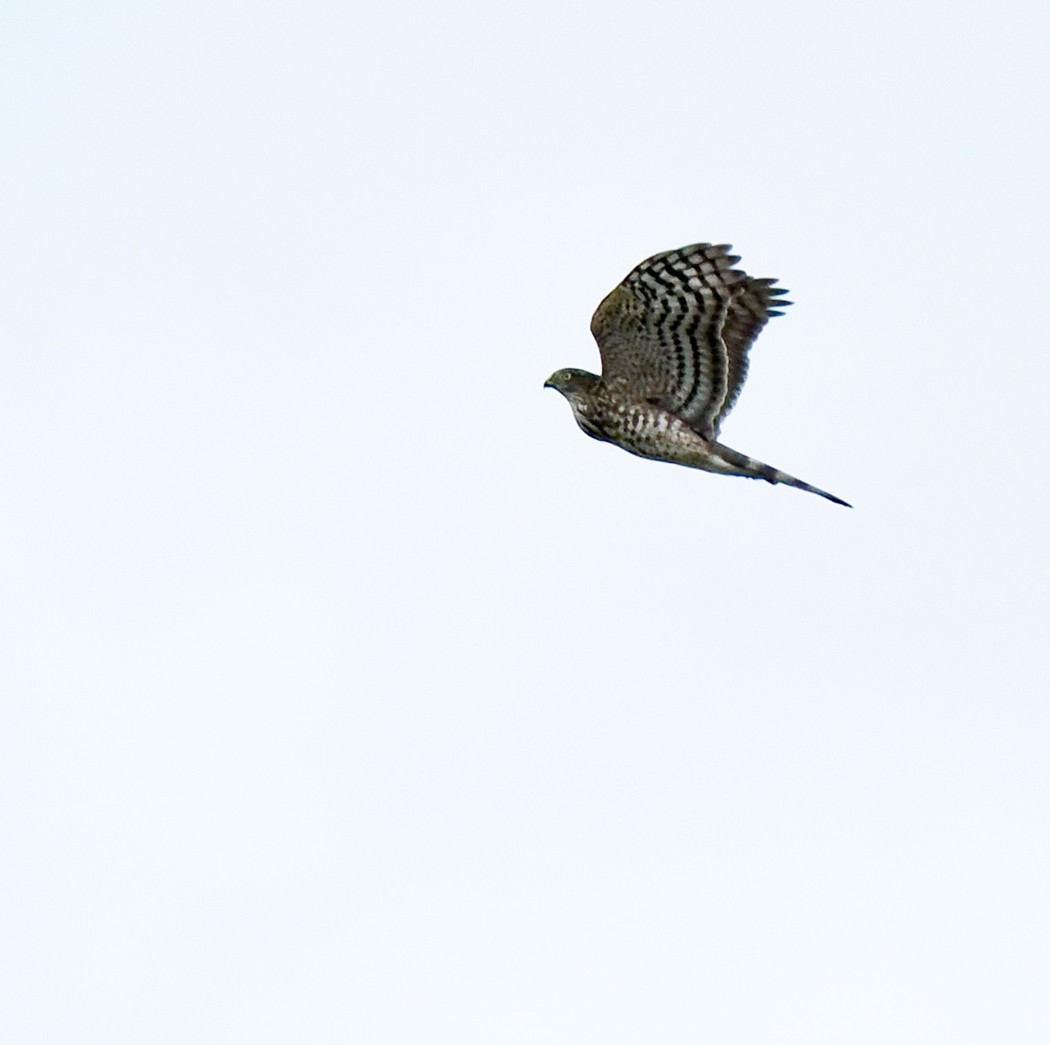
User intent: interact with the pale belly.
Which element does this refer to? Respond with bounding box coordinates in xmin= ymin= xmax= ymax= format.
xmin=586 ymin=402 xmax=741 ymax=476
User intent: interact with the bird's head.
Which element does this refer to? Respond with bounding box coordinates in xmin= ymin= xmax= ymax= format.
xmin=543 ymin=367 xmax=599 ymax=397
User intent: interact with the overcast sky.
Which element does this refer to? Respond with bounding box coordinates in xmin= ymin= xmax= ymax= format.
xmin=4 ymin=1 xmax=1050 ymax=1042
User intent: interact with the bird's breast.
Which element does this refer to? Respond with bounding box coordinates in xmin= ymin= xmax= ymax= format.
xmin=571 ymin=405 xmax=607 ymax=442
xmin=598 ymin=400 xmax=710 ymax=464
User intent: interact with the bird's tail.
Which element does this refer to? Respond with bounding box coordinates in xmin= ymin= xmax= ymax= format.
xmin=710 ymin=441 xmax=852 ymax=508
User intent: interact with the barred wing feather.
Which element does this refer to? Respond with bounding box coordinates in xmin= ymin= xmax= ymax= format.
xmin=589 ymin=243 xmax=790 ymax=438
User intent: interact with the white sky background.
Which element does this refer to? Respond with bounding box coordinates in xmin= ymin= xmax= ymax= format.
xmin=3 ymin=0 xmax=1050 ymax=1041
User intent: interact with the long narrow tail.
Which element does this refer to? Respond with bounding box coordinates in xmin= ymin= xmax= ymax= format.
xmin=711 ymin=441 xmax=852 ymax=508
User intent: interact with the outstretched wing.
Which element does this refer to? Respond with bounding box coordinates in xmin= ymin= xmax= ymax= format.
xmin=590 ymin=243 xmax=790 ymax=438
xmin=714 ymin=269 xmax=792 ymax=435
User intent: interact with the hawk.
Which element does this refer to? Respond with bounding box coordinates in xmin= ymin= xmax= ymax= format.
xmin=544 ymin=243 xmax=850 ymax=507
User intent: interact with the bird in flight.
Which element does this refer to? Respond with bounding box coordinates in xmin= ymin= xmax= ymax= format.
xmin=544 ymin=243 xmax=850 ymax=507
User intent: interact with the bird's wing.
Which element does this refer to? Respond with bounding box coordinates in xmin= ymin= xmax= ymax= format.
xmin=714 ymin=269 xmax=792 ymax=436
xmin=590 ymin=243 xmax=790 ymax=438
